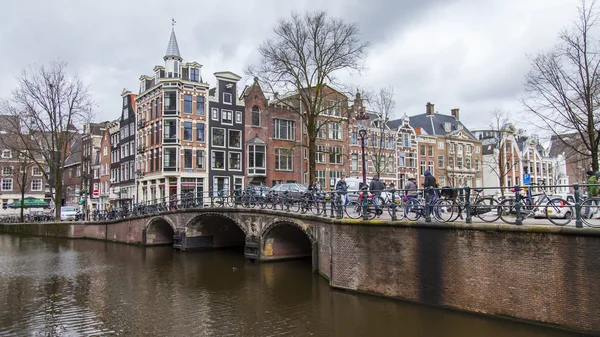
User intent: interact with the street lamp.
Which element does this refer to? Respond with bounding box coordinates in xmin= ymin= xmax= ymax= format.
xmin=356 ymin=109 xmax=370 ymax=189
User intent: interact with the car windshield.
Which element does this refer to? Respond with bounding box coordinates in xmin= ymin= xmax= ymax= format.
xmin=61 ymin=207 xmax=76 ymax=212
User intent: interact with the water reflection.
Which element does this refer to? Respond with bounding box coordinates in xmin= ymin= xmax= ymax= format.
xmin=0 ymin=234 xmax=588 ymax=336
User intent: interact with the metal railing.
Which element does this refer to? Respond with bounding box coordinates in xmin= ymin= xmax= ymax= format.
xmin=2 ymin=183 xmax=600 ymax=228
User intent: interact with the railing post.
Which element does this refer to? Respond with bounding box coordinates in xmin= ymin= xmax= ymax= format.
xmin=515 ymin=185 xmax=522 ymax=225
xmin=234 ymin=189 xmax=238 ymax=208
xmin=322 ymin=194 xmax=328 ymax=217
xmin=210 ymin=189 xmax=214 ymax=208
xmin=336 ymin=192 xmax=343 ymax=219
xmin=330 ymin=193 xmax=335 ymax=218
xmin=464 ymin=186 xmax=472 ymax=224
xmin=425 ymin=188 xmax=432 ymax=222
xmin=362 ymin=186 xmax=369 ymax=221
xmin=574 ymin=183 xmax=583 ymax=228
xmin=390 ymin=188 xmax=397 ymax=221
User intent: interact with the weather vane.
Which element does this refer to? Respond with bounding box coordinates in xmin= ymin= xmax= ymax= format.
xmin=172 ymin=18 xmax=176 ymax=29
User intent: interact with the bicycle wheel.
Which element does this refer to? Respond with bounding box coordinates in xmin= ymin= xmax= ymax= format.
xmin=433 ymin=199 xmax=454 ymax=222
xmin=345 ymin=201 xmax=362 ymax=219
xmin=475 ymin=197 xmax=501 ymax=222
xmin=287 ymin=199 xmax=300 ymax=213
xmin=544 ymin=198 xmax=572 ymax=226
xmin=499 ymin=199 xmax=517 ymax=224
xmin=310 ymin=200 xmax=322 ymax=215
xmin=404 ymin=199 xmax=422 ymax=221
xmin=387 ymin=201 xmax=404 ymax=220
xmin=581 ymin=197 xmax=600 ymax=228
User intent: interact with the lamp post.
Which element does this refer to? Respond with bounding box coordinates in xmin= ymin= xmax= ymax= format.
xmin=356 ymin=110 xmax=370 ymax=220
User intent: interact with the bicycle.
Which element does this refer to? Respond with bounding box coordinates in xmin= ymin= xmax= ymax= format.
xmin=580 ymin=195 xmax=600 ymax=228
xmin=345 ymin=190 xmax=383 ymax=220
xmin=499 ymin=185 xmax=572 ymax=226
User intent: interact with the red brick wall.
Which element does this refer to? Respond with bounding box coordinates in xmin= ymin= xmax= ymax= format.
xmin=262 ymin=223 xmax=312 ymax=260
xmin=326 ymin=224 xmax=600 ymax=334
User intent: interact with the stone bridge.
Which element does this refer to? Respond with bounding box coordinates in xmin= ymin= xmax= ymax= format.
xmin=135 ymin=208 xmax=324 ymax=265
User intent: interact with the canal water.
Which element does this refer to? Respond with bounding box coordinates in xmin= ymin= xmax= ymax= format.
xmin=0 ymin=234 xmax=588 ymax=337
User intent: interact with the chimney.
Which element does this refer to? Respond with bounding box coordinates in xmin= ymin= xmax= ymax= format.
xmin=451 ymin=108 xmax=460 ymax=120
xmin=426 ymin=102 xmax=435 ymax=115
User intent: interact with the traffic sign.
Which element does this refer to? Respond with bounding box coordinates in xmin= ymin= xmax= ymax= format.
xmin=523 ymin=173 xmax=531 ymax=185
xmin=93 ymin=189 xmax=99 ymax=198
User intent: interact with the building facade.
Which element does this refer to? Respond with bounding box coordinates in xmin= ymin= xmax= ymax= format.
xmin=99 ymin=122 xmax=116 ymax=211
xmin=114 ymin=90 xmax=137 ymax=206
xmin=135 ymin=26 xmax=209 ymax=203
xmin=81 ymin=122 xmax=107 ymax=216
xmin=208 ymin=72 xmax=245 ymax=194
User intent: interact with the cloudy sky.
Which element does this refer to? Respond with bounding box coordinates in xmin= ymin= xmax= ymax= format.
xmin=0 ymin=0 xmax=580 ymax=132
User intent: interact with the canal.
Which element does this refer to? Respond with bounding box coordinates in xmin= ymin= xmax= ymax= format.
xmin=0 ymin=234 xmax=587 ymax=336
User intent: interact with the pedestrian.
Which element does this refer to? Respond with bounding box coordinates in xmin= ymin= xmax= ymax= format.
xmin=312 ymin=179 xmax=321 ymax=193
xmin=404 ymin=174 xmax=418 ymax=200
xmin=369 ymin=175 xmax=385 ymax=210
xmin=423 ymin=169 xmax=438 ymax=219
xmin=335 ymin=175 xmax=349 ymax=207
xmin=587 ymin=170 xmax=598 ymax=197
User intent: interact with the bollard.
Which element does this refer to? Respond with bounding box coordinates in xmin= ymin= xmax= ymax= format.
xmin=514 ymin=185 xmax=522 ymax=225
xmin=390 ymin=188 xmax=397 ymax=221
xmin=362 ymin=186 xmax=369 ymax=221
xmin=464 ymin=186 xmax=472 ymax=224
xmin=574 ymin=183 xmax=583 ymax=228
xmin=336 ymin=192 xmax=343 ymax=219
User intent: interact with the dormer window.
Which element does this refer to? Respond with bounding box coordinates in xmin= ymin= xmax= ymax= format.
xmin=190 ymin=68 xmax=199 ymax=82
xmin=174 ymin=61 xmax=179 ymax=78
xmin=140 ymin=80 xmax=146 ymax=92
xmin=444 ymin=122 xmax=451 ymax=132
xmin=223 ymin=92 xmax=232 ymax=104
xmin=155 ymin=72 xmax=160 ymax=84
xmin=123 ymin=96 xmax=128 ymax=107
xmin=1 ymin=150 xmax=11 ymax=158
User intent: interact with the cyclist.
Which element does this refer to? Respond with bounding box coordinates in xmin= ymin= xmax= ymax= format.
xmin=423 ymin=170 xmax=438 ymax=219
xmin=369 ymin=175 xmax=385 ymax=211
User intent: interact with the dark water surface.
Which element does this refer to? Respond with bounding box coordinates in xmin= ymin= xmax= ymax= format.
xmin=0 ymin=234 xmax=587 ymax=336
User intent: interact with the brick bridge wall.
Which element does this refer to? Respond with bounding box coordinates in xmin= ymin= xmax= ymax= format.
xmin=0 ymin=209 xmax=599 ymax=334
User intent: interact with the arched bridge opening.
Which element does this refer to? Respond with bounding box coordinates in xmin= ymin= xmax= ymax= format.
xmin=145 ymin=217 xmax=175 ymax=246
xmin=183 ymin=214 xmax=246 ymax=250
xmin=262 ymin=221 xmax=314 ymax=262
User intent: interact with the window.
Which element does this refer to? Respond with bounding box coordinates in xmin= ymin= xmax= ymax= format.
xmin=273 ymin=119 xmax=295 ymax=140
xmin=317 ymin=170 xmax=326 ymax=189
xmin=466 ymin=158 xmax=471 ymax=169
xmin=475 ymin=146 xmax=481 ymax=154
xmin=458 ymin=144 xmax=463 ymax=152
xmin=437 ymin=155 xmax=444 ymax=168
xmin=351 ymin=154 xmax=358 ymax=171
xmin=329 ymin=146 xmax=343 ymax=164
xmin=164 ymin=120 xmax=177 ymax=142
xmin=398 ymin=152 xmax=405 ymax=167
xmin=31 ymin=179 xmax=42 ymax=191
xmin=196 ymin=150 xmax=205 ymax=169
xmin=1 ymin=150 xmax=11 ymax=158
xmin=163 ymin=148 xmax=177 ymax=170
xmin=438 ymin=142 xmax=444 ymax=149
xmin=326 ymin=100 xmax=340 ymax=116
xmin=183 ymin=149 xmax=193 ymax=169
xmin=184 ymin=94 xmax=192 ymax=114
xmin=191 ymin=68 xmax=199 ymax=82
xmin=475 ymin=159 xmax=480 ymax=170
xmin=229 ymin=152 xmax=241 ymax=170
xmin=449 ymin=156 xmax=454 ymax=168
xmin=449 ymin=143 xmax=455 ymax=152
xmin=316 ymin=145 xmax=325 ymax=163
xmin=248 ymin=145 xmax=266 ymax=174
xmin=222 ymin=110 xmax=233 ymax=124
xmin=1 ymin=178 xmax=12 ymax=191
xmin=420 ymin=145 xmax=425 ymax=155
xmin=330 ymin=171 xmax=342 ymax=187
xmin=212 ymin=128 xmax=225 ymax=147
xmin=183 ymin=122 xmax=193 ymax=141
xmin=372 ymin=135 xmax=378 ymax=147
xmin=420 ymin=160 xmax=426 ymax=176
xmin=275 ymin=149 xmax=293 ymax=171
xmin=196 ymin=96 xmax=205 ymax=115
xmin=2 ymin=167 xmax=12 ymax=176
xmin=444 ymin=122 xmax=452 ymax=132
xmin=164 ymin=91 xmax=177 ymax=112
xmin=402 ymin=134 xmax=411 ymax=147
xmin=351 ymin=131 xmax=358 ymax=145
xmin=103 ymin=146 xmax=108 ymax=156
xmin=316 ymin=121 xmax=326 ymax=139
xmin=235 ymin=111 xmax=242 ymax=124
xmin=466 ymin=145 xmax=472 ymax=153
xmin=427 ymin=146 xmax=433 ymax=157
xmin=223 ymin=92 xmax=232 ymax=104
xmin=387 ymin=136 xmax=394 ymax=149
xmin=457 ymin=157 xmax=463 ymax=169
xmin=328 ymin=122 xmax=342 ymax=140
xmin=428 ymin=160 xmax=434 ymax=172
xmin=251 ymin=107 xmax=260 ymax=126
xmin=212 ymin=108 xmax=219 ymax=121
xmin=388 ymin=157 xmax=395 ymax=173
xmin=228 ymin=130 xmax=241 ymax=148
xmin=212 ymin=151 xmax=225 ymax=169
xmin=196 ymin=124 xmax=205 ymax=142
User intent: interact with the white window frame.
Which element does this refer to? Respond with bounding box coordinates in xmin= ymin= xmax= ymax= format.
xmin=228 ymin=151 xmax=242 ymax=171
xmin=31 ymin=179 xmax=43 ymax=191
xmin=273 ymin=119 xmax=295 ymax=141
xmin=247 ymin=145 xmax=266 ymax=175
xmin=221 ymin=109 xmax=233 ymax=125
xmin=211 ymin=127 xmax=226 ymax=148
xmin=211 ymin=108 xmax=219 ymax=121
xmin=223 ymin=92 xmax=233 ymax=105
xmin=228 ymin=129 xmax=242 ymax=149
xmin=235 ymin=111 xmax=242 ymax=124
xmin=1 ymin=150 xmax=11 ymax=159
xmin=1 ymin=178 xmax=13 ymax=191
xmin=2 ymin=166 xmax=13 ymax=176
xmin=211 ymin=150 xmax=226 ymax=170
xmin=275 ymin=148 xmax=293 ymax=171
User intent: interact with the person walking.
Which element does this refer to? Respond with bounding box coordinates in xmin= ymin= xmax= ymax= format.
xmin=404 ymin=174 xmax=418 ymax=200
xmin=423 ymin=170 xmax=438 ymax=220
xmin=335 ymin=175 xmax=349 ymax=207
xmin=369 ymin=175 xmax=385 ymax=210
xmin=312 ymin=178 xmax=322 ymax=201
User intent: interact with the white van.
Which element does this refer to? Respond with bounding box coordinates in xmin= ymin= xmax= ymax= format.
xmin=336 ymin=177 xmax=393 ymax=203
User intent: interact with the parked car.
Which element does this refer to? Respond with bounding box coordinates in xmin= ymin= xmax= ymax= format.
xmin=532 ymin=194 xmax=575 ymax=219
xmin=338 ymin=177 xmax=395 ymax=204
xmin=245 ymin=185 xmax=271 ymax=198
xmin=60 ymin=206 xmax=81 ymax=221
xmin=271 ymin=183 xmax=307 ymax=198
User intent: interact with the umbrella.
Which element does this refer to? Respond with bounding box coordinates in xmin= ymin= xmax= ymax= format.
xmin=8 ymin=197 xmax=50 ymax=209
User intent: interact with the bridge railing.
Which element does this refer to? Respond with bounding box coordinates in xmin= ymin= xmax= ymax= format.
xmin=3 ymin=183 xmax=600 ymax=228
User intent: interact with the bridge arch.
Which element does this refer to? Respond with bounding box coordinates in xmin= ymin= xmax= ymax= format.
xmin=260 ymin=219 xmax=315 ymax=261
xmin=184 ymin=212 xmax=247 ymax=249
xmin=144 ymin=216 xmax=176 ymax=245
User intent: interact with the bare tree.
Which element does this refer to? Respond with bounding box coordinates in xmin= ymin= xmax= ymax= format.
xmin=369 ymin=87 xmax=396 ymax=178
xmin=0 ymin=61 xmax=92 ymax=219
xmin=248 ymin=11 xmax=369 ymax=183
xmin=12 ymin=153 xmax=34 ymax=223
xmin=522 ymin=0 xmax=600 ymax=171
xmin=482 ymin=110 xmax=518 ymax=196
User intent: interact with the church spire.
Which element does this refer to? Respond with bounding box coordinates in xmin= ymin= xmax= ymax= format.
xmin=164 ymin=18 xmax=182 ymax=61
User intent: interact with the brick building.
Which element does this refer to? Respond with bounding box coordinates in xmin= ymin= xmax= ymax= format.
xmin=98 ymin=122 xmax=116 ymax=211
xmin=81 ymin=122 xmax=107 ymax=215
xmin=135 ymin=25 xmax=209 ymax=202
xmin=388 ymin=114 xmax=419 ymax=189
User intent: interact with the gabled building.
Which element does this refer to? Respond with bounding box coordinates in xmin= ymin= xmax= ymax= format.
xmin=81 ymin=122 xmax=108 ymax=215
xmin=409 ymin=103 xmax=483 ymax=188
xmin=62 ymin=133 xmax=83 ymax=207
xmin=135 ymin=24 xmax=209 ymax=203
xmin=99 ymin=121 xmax=116 ymax=211
xmin=208 ymin=71 xmax=245 ymax=193
xmin=114 ymin=90 xmax=137 ymax=206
